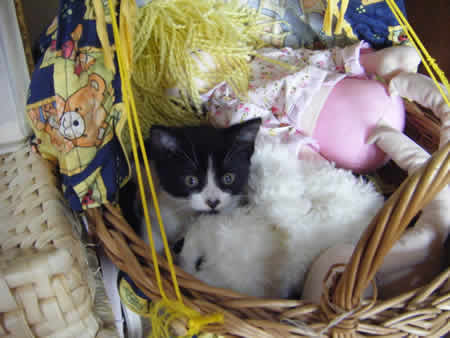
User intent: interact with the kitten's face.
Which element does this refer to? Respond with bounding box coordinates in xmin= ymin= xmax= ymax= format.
xmin=147 ymin=118 xmax=261 ymax=214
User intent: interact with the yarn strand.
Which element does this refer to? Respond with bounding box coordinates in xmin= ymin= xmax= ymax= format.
xmin=125 ymin=0 xmax=272 ymax=150
xmin=384 ymin=0 xmax=450 ymax=108
xmin=105 ymin=0 xmax=224 ymax=336
xmin=106 ymin=0 xmax=169 ymax=301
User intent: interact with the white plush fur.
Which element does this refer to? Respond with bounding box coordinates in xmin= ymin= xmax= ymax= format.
xmin=176 ymin=143 xmax=384 ymax=298
xmin=176 ymin=207 xmax=292 ymax=298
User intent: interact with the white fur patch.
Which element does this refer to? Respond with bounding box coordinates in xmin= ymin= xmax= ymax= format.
xmin=176 ymin=207 xmax=290 ymax=298
xmin=159 ymin=132 xmax=178 ymax=151
xmin=190 ymin=157 xmax=234 ymax=212
xmin=138 ymin=158 xmax=239 ymax=254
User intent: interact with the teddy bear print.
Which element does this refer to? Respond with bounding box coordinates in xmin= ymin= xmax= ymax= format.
xmin=28 ymin=102 xmax=57 ymax=131
xmin=28 ymin=73 xmax=109 ymax=152
xmin=44 ymin=24 xmax=96 ymax=76
xmin=48 ymin=24 xmax=82 ymax=61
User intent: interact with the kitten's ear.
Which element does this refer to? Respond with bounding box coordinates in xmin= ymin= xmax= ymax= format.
xmin=227 ymin=118 xmax=262 ymax=144
xmin=148 ymin=126 xmax=181 ymax=153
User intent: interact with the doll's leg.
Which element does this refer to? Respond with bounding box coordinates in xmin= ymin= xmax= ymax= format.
xmin=367 ymin=123 xmax=430 ymax=174
xmin=359 ymin=45 xmax=421 ymax=81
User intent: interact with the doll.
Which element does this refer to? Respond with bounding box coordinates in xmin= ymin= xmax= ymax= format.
xmin=303 ymin=72 xmax=450 ymax=302
xmin=193 ymin=43 xmax=421 ymax=173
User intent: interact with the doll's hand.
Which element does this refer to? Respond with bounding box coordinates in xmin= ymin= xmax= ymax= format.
xmin=360 ymin=45 xmax=421 ymax=82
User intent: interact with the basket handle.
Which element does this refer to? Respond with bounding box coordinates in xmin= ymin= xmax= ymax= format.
xmin=330 ymin=140 xmax=449 ymax=312
xmin=389 ymin=72 xmax=450 ymax=148
xmin=327 ymin=71 xmax=450 ymax=314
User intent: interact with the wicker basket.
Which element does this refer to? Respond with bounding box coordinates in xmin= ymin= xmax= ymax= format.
xmin=0 ymin=146 xmax=118 ymax=338
xmin=85 ymin=93 xmax=450 ymax=337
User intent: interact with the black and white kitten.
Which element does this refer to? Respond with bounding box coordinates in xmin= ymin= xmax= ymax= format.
xmin=122 ymin=118 xmax=261 ymax=252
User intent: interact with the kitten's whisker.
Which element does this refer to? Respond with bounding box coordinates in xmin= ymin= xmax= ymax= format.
xmin=179 ymin=135 xmax=200 ymax=168
xmin=172 ymin=207 xmax=189 ymax=214
xmin=175 ymin=148 xmax=199 ymax=169
xmin=224 ymin=143 xmax=248 ymax=165
xmin=186 ymin=136 xmax=200 ymax=168
xmin=171 ymin=204 xmax=192 ymax=214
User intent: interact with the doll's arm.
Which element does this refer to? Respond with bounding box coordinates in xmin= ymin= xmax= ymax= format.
xmin=359 ymin=45 xmax=421 ymax=81
xmin=367 ymin=122 xmax=430 ymax=174
xmin=389 ymin=72 xmax=450 ymax=148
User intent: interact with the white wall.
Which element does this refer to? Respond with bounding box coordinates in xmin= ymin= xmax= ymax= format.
xmin=0 ymin=0 xmax=32 ymax=153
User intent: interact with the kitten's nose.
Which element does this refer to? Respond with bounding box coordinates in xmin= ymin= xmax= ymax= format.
xmin=206 ymin=199 xmax=220 ymax=209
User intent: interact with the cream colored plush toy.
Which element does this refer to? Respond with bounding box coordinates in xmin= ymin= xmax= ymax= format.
xmin=188 ymin=43 xmax=422 ymax=173
xmin=303 ymin=72 xmax=450 ymax=302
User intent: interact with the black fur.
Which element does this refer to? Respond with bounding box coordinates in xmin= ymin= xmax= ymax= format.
xmin=146 ymin=118 xmax=262 ymax=198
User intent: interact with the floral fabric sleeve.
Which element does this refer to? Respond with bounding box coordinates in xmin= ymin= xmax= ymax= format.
xmin=206 ymin=42 xmax=371 ymax=156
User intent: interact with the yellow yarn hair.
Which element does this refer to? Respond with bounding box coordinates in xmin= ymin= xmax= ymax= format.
xmin=125 ymin=0 xmax=269 ymax=151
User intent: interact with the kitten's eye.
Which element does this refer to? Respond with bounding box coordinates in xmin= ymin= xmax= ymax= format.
xmin=195 ymin=256 xmax=205 ymax=271
xmin=222 ymin=173 xmax=235 ymax=185
xmin=185 ymin=175 xmax=199 ymax=188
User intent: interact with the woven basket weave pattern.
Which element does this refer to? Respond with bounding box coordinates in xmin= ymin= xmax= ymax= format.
xmin=87 ymin=101 xmax=450 ymax=337
xmin=0 ymin=146 xmax=112 ymax=338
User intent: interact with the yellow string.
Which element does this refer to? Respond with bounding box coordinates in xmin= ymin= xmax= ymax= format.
xmin=119 ymin=0 xmax=136 ymax=72
xmin=323 ymin=0 xmax=335 ymax=36
xmin=106 ymin=0 xmax=223 ymax=335
xmin=252 ymin=53 xmax=298 ymax=72
xmin=142 ymin=299 xmax=224 ymax=337
xmin=322 ymin=0 xmax=355 ymax=38
xmin=106 ymin=0 xmax=167 ymax=300
xmin=92 ymin=0 xmax=116 ymax=73
xmin=335 ymin=0 xmax=349 ymax=34
xmin=384 ymin=0 xmax=450 ymax=108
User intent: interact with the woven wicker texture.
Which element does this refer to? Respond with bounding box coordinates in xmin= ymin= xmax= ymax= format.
xmin=0 ymin=145 xmax=116 ymax=338
xmin=87 ymin=94 xmax=450 ymax=337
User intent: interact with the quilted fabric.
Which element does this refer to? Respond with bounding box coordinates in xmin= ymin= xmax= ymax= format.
xmin=240 ymin=0 xmax=408 ymax=48
xmin=26 ymin=0 xmax=129 ymax=211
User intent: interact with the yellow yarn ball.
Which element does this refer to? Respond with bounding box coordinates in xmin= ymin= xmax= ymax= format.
xmin=122 ymin=0 xmax=270 ymax=152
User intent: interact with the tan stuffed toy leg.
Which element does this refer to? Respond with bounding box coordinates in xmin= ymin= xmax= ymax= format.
xmin=369 ymin=125 xmax=449 ymax=298
xmin=367 ymin=72 xmax=450 ymax=298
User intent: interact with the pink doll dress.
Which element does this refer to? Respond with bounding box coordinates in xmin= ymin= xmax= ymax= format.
xmin=203 ymin=41 xmax=374 ymax=156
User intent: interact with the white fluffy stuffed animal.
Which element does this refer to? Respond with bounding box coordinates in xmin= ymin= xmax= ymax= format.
xmin=175 ymin=142 xmax=384 ymax=298
xmin=174 ymin=206 xmax=293 ymax=298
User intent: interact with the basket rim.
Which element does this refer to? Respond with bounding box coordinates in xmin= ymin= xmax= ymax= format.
xmin=87 ymin=106 xmax=450 ymax=336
